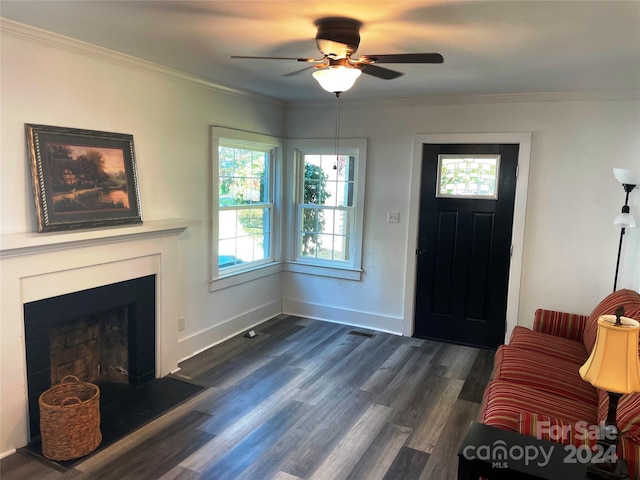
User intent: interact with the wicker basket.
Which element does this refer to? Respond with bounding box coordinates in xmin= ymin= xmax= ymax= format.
xmin=39 ymin=375 xmax=101 ymax=461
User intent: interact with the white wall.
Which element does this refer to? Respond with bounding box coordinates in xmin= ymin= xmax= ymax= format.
xmin=285 ymin=95 xmax=640 ymax=331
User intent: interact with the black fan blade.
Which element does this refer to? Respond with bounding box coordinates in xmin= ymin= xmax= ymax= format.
xmin=359 ymin=53 xmax=444 ymax=64
xmin=231 ymin=55 xmax=320 ymax=63
xmin=359 ymin=64 xmax=404 ymax=80
xmin=283 ymin=65 xmax=318 ymax=77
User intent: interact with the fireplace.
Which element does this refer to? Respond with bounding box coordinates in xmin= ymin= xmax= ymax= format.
xmin=23 ymin=275 xmax=156 ymax=440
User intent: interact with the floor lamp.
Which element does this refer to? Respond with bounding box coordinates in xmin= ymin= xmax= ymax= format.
xmin=612 ymin=168 xmax=638 ymax=292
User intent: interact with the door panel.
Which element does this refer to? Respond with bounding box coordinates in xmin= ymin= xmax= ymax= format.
xmin=414 ymin=143 xmax=518 ymax=348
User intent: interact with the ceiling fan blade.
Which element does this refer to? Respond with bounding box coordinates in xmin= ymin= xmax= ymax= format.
xmin=359 ymin=53 xmax=444 ymax=64
xmin=358 ymin=64 xmax=404 ymax=80
xmin=231 ymin=55 xmax=320 ymax=63
xmin=283 ymin=65 xmax=318 ymax=77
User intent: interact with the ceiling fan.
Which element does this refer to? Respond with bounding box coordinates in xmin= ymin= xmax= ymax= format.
xmin=231 ymin=17 xmax=444 ymax=95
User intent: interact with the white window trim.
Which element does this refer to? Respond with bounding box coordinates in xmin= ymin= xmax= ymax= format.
xmin=210 ymin=127 xmax=283 ymax=291
xmin=285 ymin=138 xmax=367 ymax=280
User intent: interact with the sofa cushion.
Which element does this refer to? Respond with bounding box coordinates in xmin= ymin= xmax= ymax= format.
xmin=492 ymin=345 xmax=598 ymax=406
xmin=620 ymin=435 xmax=640 ymax=480
xmin=480 ymin=380 xmax=598 ymax=433
xmin=619 ymin=392 xmax=640 ymax=442
xmin=583 ymin=289 xmax=640 ymax=353
xmin=518 ymin=411 xmax=597 ymax=448
xmin=533 ymin=309 xmax=588 ymax=342
xmin=509 ymin=325 xmax=588 ymax=365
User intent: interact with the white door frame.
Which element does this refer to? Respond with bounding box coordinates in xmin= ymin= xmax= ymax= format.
xmin=403 ymin=133 xmax=532 ymax=344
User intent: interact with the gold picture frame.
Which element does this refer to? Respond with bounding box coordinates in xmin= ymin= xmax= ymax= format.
xmin=25 ymin=124 xmax=142 ymax=232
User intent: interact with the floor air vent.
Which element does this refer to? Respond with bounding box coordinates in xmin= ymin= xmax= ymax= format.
xmin=348 ymin=330 xmax=376 ymax=338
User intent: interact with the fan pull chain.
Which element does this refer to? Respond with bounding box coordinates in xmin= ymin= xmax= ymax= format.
xmin=333 ymin=96 xmax=340 ymax=169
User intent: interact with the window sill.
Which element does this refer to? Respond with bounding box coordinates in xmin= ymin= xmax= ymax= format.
xmin=283 ymin=262 xmax=363 ymax=281
xmin=209 ymin=262 xmax=282 ymax=292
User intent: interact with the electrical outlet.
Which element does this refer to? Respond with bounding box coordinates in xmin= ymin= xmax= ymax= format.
xmin=178 ymin=316 xmax=186 ymax=332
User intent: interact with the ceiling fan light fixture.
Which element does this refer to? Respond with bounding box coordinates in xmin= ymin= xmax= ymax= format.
xmin=312 ymin=66 xmax=362 ymax=95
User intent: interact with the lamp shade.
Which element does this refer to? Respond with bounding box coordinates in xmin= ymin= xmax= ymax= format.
xmin=579 ymin=315 xmax=640 ymax=394
xmin=312 ymin=66 xmax=362 ymax=94
xmin=614 ymin=212 xmax=637 ymax=229
xmin=613 ymin=168 xmax=640 ymax=186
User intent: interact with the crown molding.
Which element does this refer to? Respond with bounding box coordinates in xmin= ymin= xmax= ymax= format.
xmin=288 ymin=89 xmax=640 ymax=110
xmin=0 ymin=18 xmax=285 ymax=109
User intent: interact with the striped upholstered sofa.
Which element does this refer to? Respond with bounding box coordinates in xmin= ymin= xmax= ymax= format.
xmin=479 ymin=289 xmax=640 ymax=479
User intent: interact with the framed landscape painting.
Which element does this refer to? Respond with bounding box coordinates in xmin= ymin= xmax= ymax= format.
xmin=25 ymin=124 xmax=142 ymax=232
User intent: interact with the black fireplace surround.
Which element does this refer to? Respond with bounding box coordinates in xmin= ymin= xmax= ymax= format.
xmin=23 ymin=275 xmax=156 ymax=440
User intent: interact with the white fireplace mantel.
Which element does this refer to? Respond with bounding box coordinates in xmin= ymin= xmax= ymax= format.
xmin=0 ymin=218 xmax=201 ymax=258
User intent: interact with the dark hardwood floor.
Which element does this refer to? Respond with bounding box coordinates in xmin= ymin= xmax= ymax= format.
xmin=1 ymin=314 xmax=495 ymax=480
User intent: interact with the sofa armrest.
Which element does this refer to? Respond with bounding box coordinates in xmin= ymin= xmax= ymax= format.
xmin=533 ymin=309 xmax=589 ymax=342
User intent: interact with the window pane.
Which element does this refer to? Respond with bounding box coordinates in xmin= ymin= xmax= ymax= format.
xmin=437 ymin=155 xmax=500 ymax=199
xmin=219 ymin=146 xmax=267 ymax=206
xmin=332 ymin=155 xmax=355 ymax=207
xmin=332 ymin=235 xmax=350 ymax=261
xmin=300 ymin=207 xmax=321 ymax=257
xmin=303 ymin=154 xmax=355 ymax=207
xmin=317 ymin=234 xmax=334 ymax=259
xmin=303 ymin=166 xmax=330 ymax=206
xmin=299 ymin=207 xmax=351 ymax=262
xmin=219 ymin=207 xmax=270 ymax=268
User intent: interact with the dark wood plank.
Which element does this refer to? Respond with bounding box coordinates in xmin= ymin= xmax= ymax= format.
xmin=197 ymin=356 xmax=303 ymax=433
xmin=284 ymin=321 xmax=351 ymax=362
xmin=157 ymin=465 xmax=201 ymax=480
xmin=308 ymin=403 xmax=393 ymax=480
xmin=297 ymin=333 xmax=404 ymax=404
xmin=458 ymin=348 xmax=496 ymax=403
xmin=431 ymin=343 xmax=479 ymax=380
xmin=405 ymin=376 xmax=465 ymax=453
xmin=86 ymin=410 xmax=214 ymax=480
xmin=345 ymin=422 xmax=413 ymax=480
xmin=360 ymin=343 xmax=419 ymax=395
xmin=0 ymin=451 xmax=87 ymax=480
xmin=418 ymin=399 xmax=482 ymax=480
xmin=374 ymin=349 xmax=445 ymax=411
xmin=382 ymin=446 xmax=430 ymax=480
xmin=293 ymin=331 xmax=372 ymax=391
xmin=201 ymin=400 xmax=309 ymax=479
xmin=281 ymin=388 xmax=378 ymax=477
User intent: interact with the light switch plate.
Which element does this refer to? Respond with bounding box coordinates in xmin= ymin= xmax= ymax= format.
xmin=387 ymin=212 xmax=400 ymax=223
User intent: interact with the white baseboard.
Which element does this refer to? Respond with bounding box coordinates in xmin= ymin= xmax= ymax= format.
xmin=0 ymin=448 xmax=16 ymax=460
xmin=282 ymin=298 xmax=403 ymax=335
xmin=176 ymin=299 xmax=282 ymax=363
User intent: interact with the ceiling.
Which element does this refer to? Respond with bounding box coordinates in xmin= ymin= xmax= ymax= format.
xmin=2 ymin=1 xmax=640 ymax=103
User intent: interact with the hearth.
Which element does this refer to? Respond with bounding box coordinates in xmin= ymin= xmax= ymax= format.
xmin=23 ymin=275 xmax=156 ymax=440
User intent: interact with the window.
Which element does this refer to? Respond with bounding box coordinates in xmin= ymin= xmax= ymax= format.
xmin=287 ymin=139 xmax=367 ymax=280
xmin=436 ymin=154 xmax=500 ymax=199
xmin=211 ymin=127 xmax=282 ymax=289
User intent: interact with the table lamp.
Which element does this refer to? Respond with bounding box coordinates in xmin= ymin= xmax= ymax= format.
xmin=579 ymin=307 xmax=640 ymax=479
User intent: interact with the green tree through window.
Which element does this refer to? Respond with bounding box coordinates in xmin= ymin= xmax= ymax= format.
xmin=302 ymin=163 xmax=330 ymax=255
